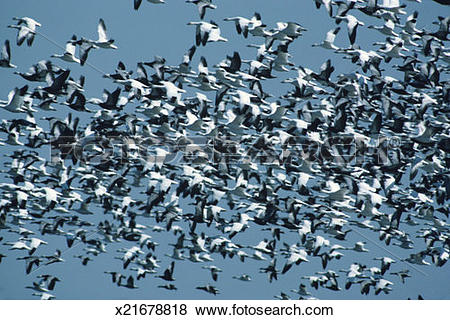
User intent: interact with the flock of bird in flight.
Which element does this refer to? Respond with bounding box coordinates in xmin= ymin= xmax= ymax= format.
xmin=0 ymin=0 xmax=449 ymax=300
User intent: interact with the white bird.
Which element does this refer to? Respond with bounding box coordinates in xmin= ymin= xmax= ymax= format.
xmin=275 ymin=22 xmax=307 ymax=39
xmin=51 ymin=38 xmax=80 ymax=64
xmin=224 ymin=16 xmax=254 ymax=38
xmin=345 ymin=241 xmax=369 ymax=252
xmin=84 ymin=18 xmax=117 ymax=49
xmin=378 ymin=39 xmax=409 ymax=61
xmin=29 ymin=237 xmax=48 ymax=254
xmin=232 ymin=274 xmax=252 ymax=281
xmin=32 ymin=292 xmax=55 ymax=300
xmin=375 ymin=279 xmax=393 ymax=295
xmin=312 ymin=27 xmax=340 ymax=50
xmin=0 ymin=86 xmax=29 ymax=113
xmin=6 ymin=240 xmax=32 ymax=251
xmin=8 ymin=17 xmax=41 ymax=46
xmin=368 ymin=19 xmax=398 ymax=37
xmin=188 ymin=21 xmax=227 ymax=46
xmin=282 ymin=249 xmax=309 ymax=274
xmin=154 ymin=81 xmax=186 ymax=105
xmin=187 ymin=0 xmax=217 ymax=20
xmin=336 ymin=15 xmax=365 ymax=45
xmin=202 ymin=265 xmax=222 ymax=281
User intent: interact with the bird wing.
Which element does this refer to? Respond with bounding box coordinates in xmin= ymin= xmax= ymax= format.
xmin=65 ymin=41 xmax=76 ymax=56
xmin=134 ymin=0 xmax=142 ymax=10
xmin=17 ymin=26 xmax=29 ymax=46
xmin=325 ymin=27 xmax=339 ymax=43
xmin=98 ymin=18 xmax=108 ymax=42
xmin=2 ymin=40 xmax=11 ymax=61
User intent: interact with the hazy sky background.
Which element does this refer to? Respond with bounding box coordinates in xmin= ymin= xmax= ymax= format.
xmin=0 ymin=0 xmax=449 ymax=299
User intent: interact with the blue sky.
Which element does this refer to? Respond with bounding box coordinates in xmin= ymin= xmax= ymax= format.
xmin=0 ymin=0 xmax=449 ymax=299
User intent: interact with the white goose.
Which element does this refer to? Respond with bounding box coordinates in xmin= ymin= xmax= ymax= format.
xmin=0 ymin=86 xmax=29 ymax=113
xmin=312 ymin=27 xmax=341 ymax=50
xmin=188 ymin=21 xmax=227 ymax=46
xmin=224 ymin=16 xmax=254 ymax=38
xmin=336 ymin=14 xmax=365 ymax=45
xmin=51 ymin=38 xmax=80 ymax=64
xmin=8 ymin=17 xmax=41 ymax=46
xmin=83 ymin=18 xmax=117 ymax=49
xmin=187 ymin=0 xmax=216 ymax=20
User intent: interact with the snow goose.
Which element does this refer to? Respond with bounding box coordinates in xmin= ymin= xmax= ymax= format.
xmin=90 ymin=18 xmax=117 ymax=49
xmin=196 ymin=284 xmax=219 ymax=295
xmin=312 ymin=27 xmax=340 ymax=50
xmin=8 ymin=17 xmax=41 ymax=46
xmin=224 ymin=16 xmax=254 ymax=38
xmin=188 ymin=21 xmax=227 ymax=46
xmin=336 ymin=14 xmax=365 ymax=45
xmin=51 ymin=36 xmax=80 ymax=64
xmin=187 ymin=0 xmax=216 ymax=20
xmin=0 ymin=85 xmax=29 ymax=113
xmin=368 ymin=19 xmax=399 ymax=37
xmin=232 ymin=274 xmax=252 ymax=281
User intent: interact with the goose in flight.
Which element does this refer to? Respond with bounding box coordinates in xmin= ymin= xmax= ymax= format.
xmin=88 ymin=87 xmax=123 ymax=110
xmin=196 ymin=284 xmax=219 ymax=295
xmin=26 ymin=282 xmax=49 ymax=293
xmin=8 ymin=17 xmax=41 ymax=46
xmin=157 ymin=261 xmax=175 ymax=281
xmin=232 ymin=274 xmax=252 ymax=281
xmin=312 ymin=27 xmax=340 ymax=50
xmin=0 ymin=40 xmax=16 ymax=68
xmin=378 ymin=38 xmax=409 ymax=62
xmin=202 ymin=265 xmax=222 ymax=281
xmin=375 ymin=279 xmax=393 ymax=295
xmin=186 ymin=0 xmax=216 ymax=20
xmin=224 ymin=16 xmax=255 ymax=38
xmin=390 ymin=269 xmax=411 ymax=283
xmin=36 ymin=275 xmax=60 ymax=290
xmin=336 ymin=14 xmax=365 ymax=45
xmin=82 ymin=19 xmax=117 ymax=49
xmin=282 ymin=249 xmax=309 ymax=274
xmin=158 ymin=284 xmax=178 ymax=290
xmin=344 ymin=241 xmax=369 ymax=252
xmin=368 ymin=19 xmax=399 ymax=37
xmin=118 ymin=275 xmax=138 ymax=289
xmin=374 ymin=257 xmax=395 ymax=275
xmin=0 ymin=85 xmax=29 ymax=113
xmin=32 ymin=292 xmax=55 ymax=300
xmin=275 ymin=21 xmax=307 ymax=39
xmin=5 ymin=240 xmax=32 ymax=251
xmin=51 ymin=36 xmax=80 ymax=64
xmin=188 ymin=21 xmax=227 ymax=46
xmin=29 ymin=237 xmax=48 ymax=255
